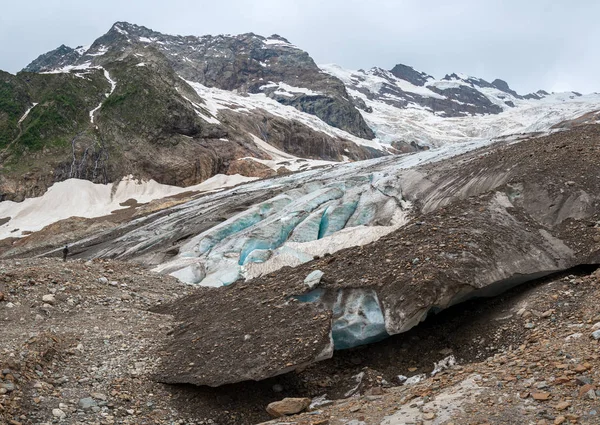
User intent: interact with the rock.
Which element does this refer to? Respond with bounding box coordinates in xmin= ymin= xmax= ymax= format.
xmin=423 ymin=412 xmax=436 ymax=420
xmin=91 ymin=392 xmax=107 ymax=401
xmin=555 ymin=401 xmax=571 ymax=411
xmin=576 ymin=376 xmax=593 ymax=386
xmin=52 ymin=408 xmax=66 ymax=419
xmin=591 ymin=330 xmax=600 ymax=340
xmin=541 ymin=309 xmax=555 ymax=318
xmin=266 ymin=397 xmax=311 ymax=417
xmin=0 ymin=382 xmax=15 ymax=392
xmin=532 ymin=392 xmax=551 ymax=401
xmin=272 ymin=384 xmax=284 ymax=393
xmin=42 ymin=294 xmax=56 ymax=305
xmin=565 ymin=333 xmax=583 ymax=341
xmin=304 ymin=270 xmax=324 ymax=290
xmin=0 ymin=291 xmax=4 ymax=301
xmin=309 ymin=395 xmax=334 ymax=411
xmin=405 ymin=374 xmax=426 ymax=385
xmin=98 ymin=277 xmax=109 ymax=284
xmin=592 ymin=322 xmax=600 ymax=330
xmin=579 ymin=384 xmax=595 ymax=396
xmin=78 ymin=397 xmax=98 ymax=410
xmin=554 ymin=416 xmax=566 ymax=425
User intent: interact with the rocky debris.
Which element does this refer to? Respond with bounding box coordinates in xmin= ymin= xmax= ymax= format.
xmin=152 ymin=125 xmax=600 ymax=386
xmin=0 ymin=258 xmax=200 ymax=425
xmin=266 ymin=397 xmax=311 ymax=417
xmin=1 ymin=249 xmax=600 ymax=425
xmin=152 ymin=280 xmax=334 ymax=387
xmin=257 ymin=268 xmax=600 ymax=424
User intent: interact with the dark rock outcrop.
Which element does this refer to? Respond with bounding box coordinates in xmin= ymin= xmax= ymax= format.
xmin=389 ymin=64 xmax=432 ymax=86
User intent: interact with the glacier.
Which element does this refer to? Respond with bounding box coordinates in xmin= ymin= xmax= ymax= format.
xmin=294 ymin=287 xmax=388 ymax=350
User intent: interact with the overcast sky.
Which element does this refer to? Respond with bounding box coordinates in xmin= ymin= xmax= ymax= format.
xmin=1 ymin=0 xmax=598 ymax=94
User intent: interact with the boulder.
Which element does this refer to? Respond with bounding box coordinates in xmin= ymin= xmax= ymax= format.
xmin=266 ymin=397 xmax=311 ymax=417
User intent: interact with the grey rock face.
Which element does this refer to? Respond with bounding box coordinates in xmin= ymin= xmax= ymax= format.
xmin=389 ymin=63 xmax=432 ymax=86
xmin=22 ymin=44 xmax=83 ymax=73
xmin=492 ymin=78 xmax=522 ymax=99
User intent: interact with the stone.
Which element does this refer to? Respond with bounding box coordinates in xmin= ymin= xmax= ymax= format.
xmin=52 ymin=408 xmax=66 ymax=419
xmin=576 ymin=376 xmax=593 ymax=386
xmin=78 ymin=397 xmax=98 ymax=410
xmin=98 ymin=277 xmax=109 ymax=284
xmin=541 ymin=309 xmax=555 ymax=318
xmin=0 ymin=291 xmax=4 ymax=301
xmin=91 ymin=392 xmax=107 ymax=401
xmin=532 ymin=392 xmax=551 ymax=401
xmin=555 ymin=401 xmax=571 ymax=411
xmin=405 ymin=374 xmax=426 ymax=385
xmin=42 ymin=294 xmax=56 ymax=305
xmin=423 ymin=412 xmax=436 ymax=420
xmin=554 ymin=416 xmax=566 ymax=425
xmin=591 ymin=330 xmax=600 ymax=340
xmin=304 ymin=270 xmax=324 ymax=290
xmin=0 ymin=382 xmax=15 ymax=392
xmin=579 ymin=384 xmax=595 ymax=397
xmin=266 ymin=397 xmax=311 ymax=417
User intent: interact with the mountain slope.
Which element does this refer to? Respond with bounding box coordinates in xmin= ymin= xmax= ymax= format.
xmin=3 ymin=21 xmax=600 ymax=204
xmin=24 ymin=22 xmax=376 ymax=140
xmin=2 ymin=24 xmax=388 ymax=201
xmin=321 ymin=64 xmax=600 ymax=145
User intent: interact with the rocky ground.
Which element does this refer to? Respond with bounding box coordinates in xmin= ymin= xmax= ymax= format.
xmin=258 ymin=267 xmax=600 ymax=425
xmin=2 ymin=258 xmax=600 ymax=424
xmin=0 ymin=258 xmax=197 ymax=425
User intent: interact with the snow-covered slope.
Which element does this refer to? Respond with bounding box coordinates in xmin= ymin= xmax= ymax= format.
xmin=0 ymin=174 xmax=255 ymax=240
xmin=321 ymin=64 xmax=600 ymax=146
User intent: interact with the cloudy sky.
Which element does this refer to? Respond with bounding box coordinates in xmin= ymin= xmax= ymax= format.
xmin=1 ymin=0 xmax=598 ymax=94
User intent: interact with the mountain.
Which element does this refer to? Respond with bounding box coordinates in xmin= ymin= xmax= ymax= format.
xmin=321 ymin=64 xmax=600 ymax=146
xmin=2 ymin=21 xmax=600 ymax=202
xmin=3 ymin=21 xmax=600 ymax=425
xmin=1 ymin=23 xmax=383 ymax=201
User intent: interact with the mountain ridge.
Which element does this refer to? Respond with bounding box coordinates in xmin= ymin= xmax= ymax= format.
xmin=1 ymin=21 xmax=600 ymax=203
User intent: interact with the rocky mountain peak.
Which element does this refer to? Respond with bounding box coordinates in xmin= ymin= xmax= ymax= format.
xmin=491 ymin=78 xmax=522 ymax=98
xmin=389 ymin=63 xmax=432 ymax=86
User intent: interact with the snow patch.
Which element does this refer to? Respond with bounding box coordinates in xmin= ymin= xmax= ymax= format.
xmin=0 ymin=174 xmax=256 ymax=240
xmin=18 ymin=103 xmax=38 ymax=124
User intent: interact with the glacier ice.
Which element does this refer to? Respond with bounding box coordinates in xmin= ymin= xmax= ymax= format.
xmin=331 ymin=289 xmax=389 ymax=350
xmin=294 ymin=288 xmax=389 ymax=350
